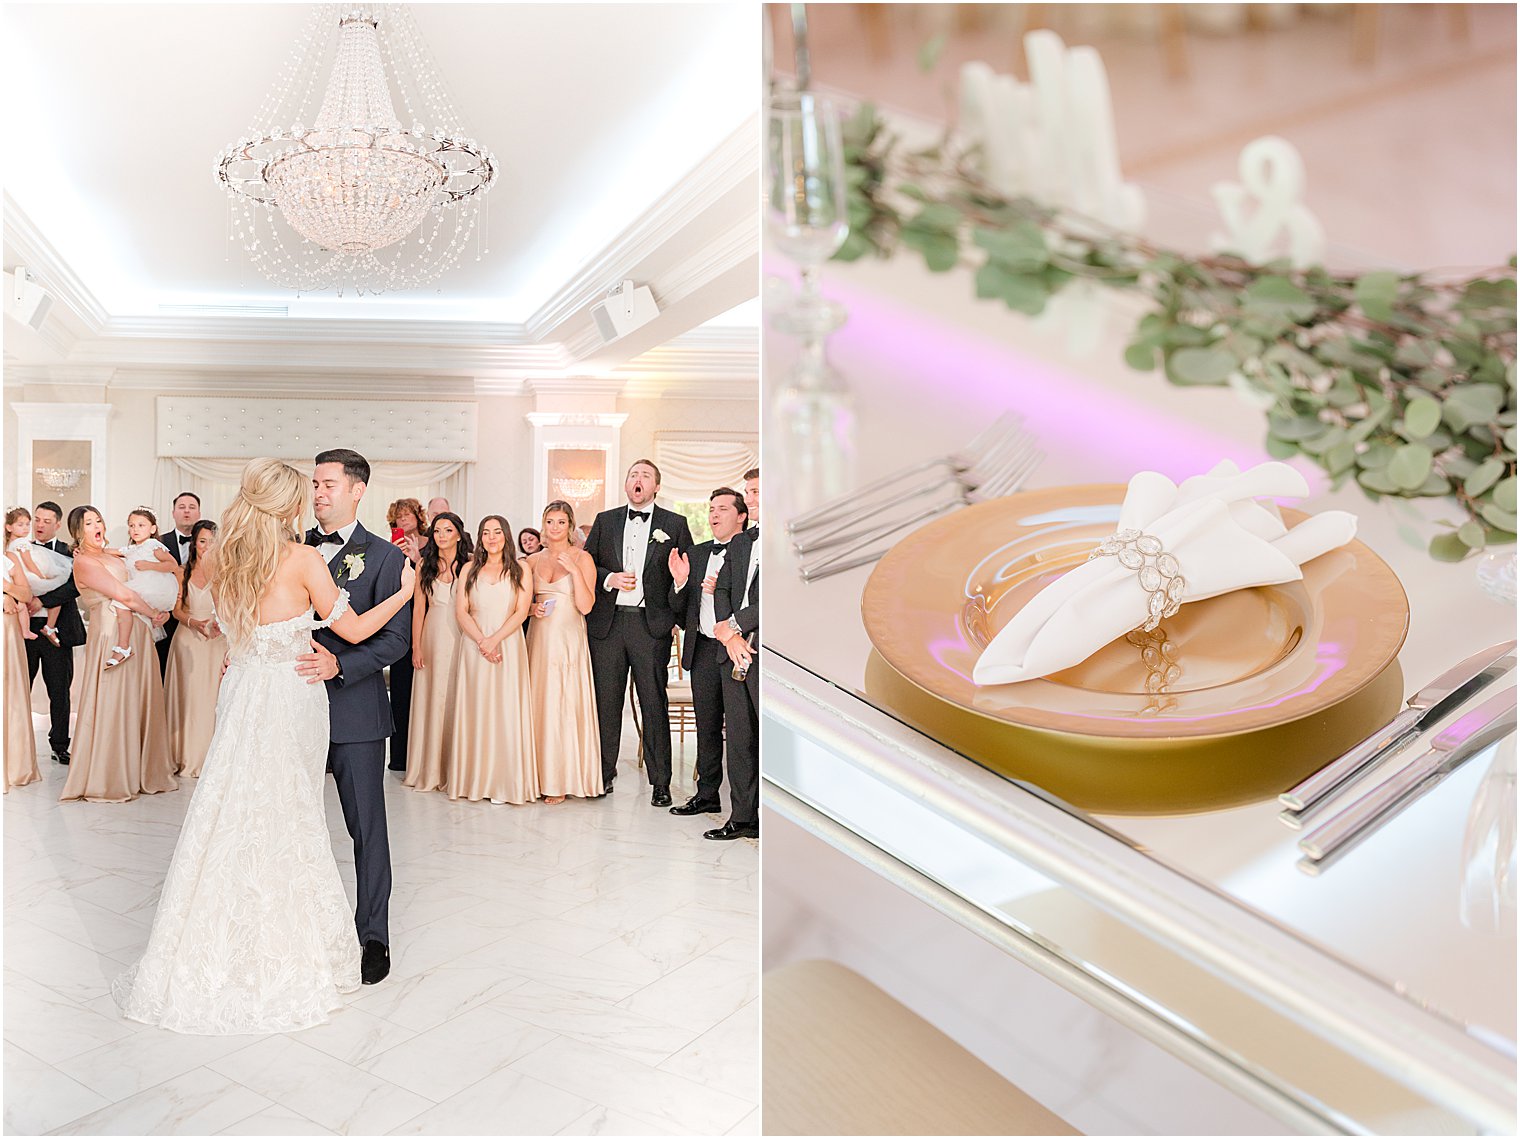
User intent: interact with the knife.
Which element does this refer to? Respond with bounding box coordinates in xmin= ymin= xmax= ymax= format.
xmin=1279 ymin=640 xmax=1515 ymax=816
xmin=1299 ymin=685 xmax=1517 ymax=867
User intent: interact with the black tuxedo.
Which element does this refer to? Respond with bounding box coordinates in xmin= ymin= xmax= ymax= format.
xmin=308 ymin=521 xmax=411 ymax=945
xmin=583 ymin=503 xmax=694 ymax=789
xmin=713 ymin=527 xmax=759 ymax=827
xmin=24 ymin=538 xmax=85 ymax=758
xmin=158 ymin=529 xmax=194 ymax=675
xmin=668 ymin=537 xmax=740 ymax=803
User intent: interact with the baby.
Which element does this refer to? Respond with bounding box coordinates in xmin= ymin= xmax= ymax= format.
xmin=105 ymin=508 xmax=182 ymax=670
xmin=4 ymin=506 xmax=72 ymax=646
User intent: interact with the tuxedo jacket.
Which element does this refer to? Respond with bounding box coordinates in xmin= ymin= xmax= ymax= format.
xmin=308 ymin=521 xmax=413 ymax=745
xmin=666 ymin=537 xmax=736 ymax=671
xmin=584 ymin=503 xmax=693 ymax=640
xmin=161 ymin=530 xmax=192 ymax=644
xmin=713 ymin=527 xmax=758 ymax=645
xmin=28 ymin=538 xmax=86 ymax=648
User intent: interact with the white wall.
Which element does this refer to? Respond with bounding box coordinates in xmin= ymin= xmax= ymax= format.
xmin=2 ymin=377 xmax=756 ymax=545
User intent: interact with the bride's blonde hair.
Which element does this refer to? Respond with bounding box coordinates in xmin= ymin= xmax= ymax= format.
xmin=215 ymin=458 xmax=305 ymax=647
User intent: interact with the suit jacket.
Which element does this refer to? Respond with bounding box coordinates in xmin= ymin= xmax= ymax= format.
xmin=27 ymin=538 xmax=86 ymax=648
xmin=161 ymin=530 xmax=192 ymax=645
xmin=584 ymin=503 xmax=693 ymax=640
xmin=667 ymin=537 xmax=737 ymax=671
xmin=713 ymin=527 xmax=758 ymax=645
xmin=309 ymin=521 xmax=413 ymax=745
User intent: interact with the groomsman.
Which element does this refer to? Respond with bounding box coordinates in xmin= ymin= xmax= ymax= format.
xmin=158 ymin=491 xmax=203 ymax=674
xmin=24 ymin=501 xmax=85 ymax=765
xmin=710 ymin=521 xmax=758 ymax=840
xmin=743 ymin=467 xmax=759 ymax=529
xmin=666 ymin=488 xmax=749 ymax=818
xmin=584 ymin=459 xmax=693 ymax=805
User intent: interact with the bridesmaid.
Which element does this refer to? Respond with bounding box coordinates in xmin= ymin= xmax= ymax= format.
xmin=446 ymin=515 xmax=538 ymax=805
xmin=164 ymin=520 xmax=223 ymax=777
xmin=60 ymin=506 xmax=177 ymax=803
xmin=4 ymin=548 xmax=40 ymax=791
xmin=404 ymin=511 xmax=471 ymax=794
xmin=385 ymin=498 xmax=427 ymax=773
xmin=525 ymin=501 xmax=602 ymax=802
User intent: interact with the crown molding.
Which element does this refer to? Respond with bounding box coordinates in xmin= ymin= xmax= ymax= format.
xmin=618 ymin=375 xmax=758 ymax=401
xmin=104 ymin=369 xmax=481 ymax=399
xmin=2 ymin=193 xmax=110 ymax=339
xmin=523 ymin=114 xmax=759 ymax=342
xmin=99 ymin=314 xmax=539 ymax=346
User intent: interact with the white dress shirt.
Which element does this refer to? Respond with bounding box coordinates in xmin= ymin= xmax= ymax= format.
xmin=615 ymin=507 xmax=651 ymax=607
xmin=697 ymin=542 xmax=730 ymax=637
xmin=315 ymin=520 xmax=359 ymax=566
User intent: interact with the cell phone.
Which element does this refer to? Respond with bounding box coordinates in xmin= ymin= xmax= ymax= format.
xmin=541 ymin=597 xmax=557 ymax=616
xmin=391 ymin=527 xmax=405 ymax=544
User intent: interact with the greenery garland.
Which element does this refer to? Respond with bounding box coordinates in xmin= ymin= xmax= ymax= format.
xmin=834 ymin=104 xmax=1518 ymax=561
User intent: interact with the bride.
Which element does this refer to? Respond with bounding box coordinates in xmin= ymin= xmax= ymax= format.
xmin=113 ymin=458 xmax=414 ymax=1034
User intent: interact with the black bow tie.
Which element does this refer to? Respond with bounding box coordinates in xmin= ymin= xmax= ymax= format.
xmin=627 ymin=510 xmax=649 ymax=523
xmin=306 ymin=529 xmax=344 ymax=547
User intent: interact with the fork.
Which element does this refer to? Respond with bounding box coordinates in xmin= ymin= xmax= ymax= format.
xmin=787 ymin=411 xmax=1026 ymax=539
xmin=798 ymin=440 xmax=1044 ymax=582
xmin=792 ymin=424 xmax=1038 ymax=557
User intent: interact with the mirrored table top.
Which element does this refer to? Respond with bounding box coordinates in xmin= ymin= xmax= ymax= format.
xmin=760 ymin=252 xmax=1516 ymax=1134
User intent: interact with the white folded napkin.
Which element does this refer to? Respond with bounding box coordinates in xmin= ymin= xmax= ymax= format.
xmin=971 ymin=460 xmax=1357 ymax=686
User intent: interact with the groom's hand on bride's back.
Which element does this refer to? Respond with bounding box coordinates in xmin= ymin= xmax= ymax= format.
xmin=296 ymin=638 xmax=340 ymax=685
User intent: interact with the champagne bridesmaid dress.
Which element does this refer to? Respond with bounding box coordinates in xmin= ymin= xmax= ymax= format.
xmin=404 ymin=576 xmax=462 ymax=793
xmin=527 ymin=568 xmax=602 ymax=798
xmin=61 ymin=559 xmax=178 ymax=803
xmin=164 ymin=580 xmax=226 ymax=777
xmin=4 ymin=594 xmax=40 ymax=792
xmin=446 ymin=574 xmax=538 ymax=805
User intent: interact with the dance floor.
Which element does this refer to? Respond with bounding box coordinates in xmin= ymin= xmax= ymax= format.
xmin=4 ymin=714 xmax=759 ymax=1135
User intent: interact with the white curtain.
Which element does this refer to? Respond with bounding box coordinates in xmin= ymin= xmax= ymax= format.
xmin=653 ymin=436 xmax=758 ymax=505
xmin=152 ymin=457 xmax=469 ymax=535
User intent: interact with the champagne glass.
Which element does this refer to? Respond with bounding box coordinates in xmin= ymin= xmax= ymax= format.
xmin=765 ymin=91 xmax=848 ymax=336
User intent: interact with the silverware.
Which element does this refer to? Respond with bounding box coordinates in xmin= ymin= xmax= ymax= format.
xmin=787 ymin=411 xmax=1024 ymax=538
xmin=1278 ymin=641 xmax=1516 ymax=823
xmin=797 ymin=442 xmax=1044 ymax=582
xmin=1298 ymin=685 xmax=1517 ymax=871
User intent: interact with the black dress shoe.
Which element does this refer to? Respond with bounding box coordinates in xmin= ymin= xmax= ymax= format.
xmin=361 ymin=939 xmax=390 ymax=985
xmin=387 ymin=763 xmax=406 ymax=772
xmin=670 ymin=796 xmax=721 ymax=816
xmin=703 ymin=820 xmax=759 ymax=841
xmin=650 ymin=786 xmax=672 ymax=808
xmin=596 ymin=778 xmax=614 ymax=797
xmin=51 ymin=751 xmax=69 ymax=766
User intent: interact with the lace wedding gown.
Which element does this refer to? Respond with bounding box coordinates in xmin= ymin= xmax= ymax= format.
xmin=112 ymin=595 xmax=361 ymax=1033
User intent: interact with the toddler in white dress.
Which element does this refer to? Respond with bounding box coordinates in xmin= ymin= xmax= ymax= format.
xmin=105 ymin=508 xmax=182 ymax=668
xmin=4 ymin=506 xmax=73 ymax=645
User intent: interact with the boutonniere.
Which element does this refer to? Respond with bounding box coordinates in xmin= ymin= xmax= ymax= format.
xmin=652 ymin=528 xmax=670 ymax=543
xmin=339 ymin=549 xmax=367 ymax=583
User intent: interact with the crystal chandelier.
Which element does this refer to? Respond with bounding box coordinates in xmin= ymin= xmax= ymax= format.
xmin=34 ymin=468 xmax=87 ymax=491
xmin=215 ymin=5 xmax=496 ymax=296
xmin=552 ymin=477 xmax=603 ymax=502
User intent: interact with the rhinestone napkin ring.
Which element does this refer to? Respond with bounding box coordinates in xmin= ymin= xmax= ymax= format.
xmin=1088 ymin=529 xmax=1186 ymax=632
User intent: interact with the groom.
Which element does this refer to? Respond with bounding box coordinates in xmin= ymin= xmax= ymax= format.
xmin=295 ymin=448 xmax=411 ymax=985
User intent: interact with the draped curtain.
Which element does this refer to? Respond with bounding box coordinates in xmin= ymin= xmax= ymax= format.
xmin=653 ymin=436 xmax=759 ymax=505
xmin=152 ymin=458 xmax=469 ymax=535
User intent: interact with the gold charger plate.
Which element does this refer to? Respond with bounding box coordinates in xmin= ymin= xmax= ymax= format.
xmin=860 ymin=485 xmax=1411 ymax=814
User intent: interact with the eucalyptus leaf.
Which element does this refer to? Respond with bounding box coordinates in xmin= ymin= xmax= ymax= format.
xmin=1429 ymin=532 xmax=1471 ymax=562
xmin=1244 ymin=276 xmax=1316 ymax=322
xmin=1386 ymin=442 xmax=1434 ymax=491
xmin=1494 ymin=477 xmax=1517 ymax=513
xmin=1458 ymin=521 xmax=1487 ymax=548
xmin=1465 ymin=458 xmax=1506 ymax=498
xmin=1354 ymin=270 xmax=1400 ymax=322
xmin=1403 ymin=396 xmax=1442 ymax=439
xmin=1480 ymin=503 xmax=1518 ymax=532
xmin=1124 ymin=341 xmax=1157 ymax=372
xmin=1357 ymin=466 xmax=1402 ymax=494
xmin=1166 ymin=346 xmax=1237 ymax=386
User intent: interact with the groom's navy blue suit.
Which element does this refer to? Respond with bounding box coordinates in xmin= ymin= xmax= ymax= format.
xmin=308 ymin=521 xmax=411 ymax=946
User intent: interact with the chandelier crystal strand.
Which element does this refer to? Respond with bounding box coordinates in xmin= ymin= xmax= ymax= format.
xmin=216 ymin=3 xmax=496 ymax=295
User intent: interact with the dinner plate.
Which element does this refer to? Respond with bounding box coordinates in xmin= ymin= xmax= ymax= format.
xmin=862 ymin=485 xmax=1409 ymax=741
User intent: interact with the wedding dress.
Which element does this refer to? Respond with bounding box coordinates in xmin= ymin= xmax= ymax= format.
xmin=112 ymin=595 xmax=361 ymax=1034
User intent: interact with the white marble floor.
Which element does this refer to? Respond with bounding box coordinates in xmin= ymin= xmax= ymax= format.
xmin=4 ymin=714 xmax=758 ymax=1136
